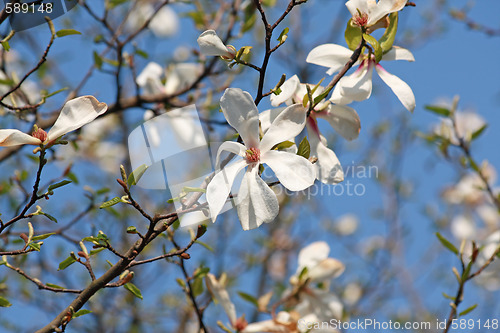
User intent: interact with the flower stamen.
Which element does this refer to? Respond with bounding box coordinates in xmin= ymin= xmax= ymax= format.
xmin=245 ymin=147 xmax=260 ymax=163
xmin=353 ymin=9 xmax=368 ymax=27
xmin=32 ymin=127 xmax=48 ymax=142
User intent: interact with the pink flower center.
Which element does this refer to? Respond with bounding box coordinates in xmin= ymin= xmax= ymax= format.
xmin=234 ymin=317 xmax=248 ymax=331
xmin=353 ymin=12 xmax=368 ymax=27
xmin=245 ymin=147 xmax=260 ymax=163
xmin=32 ymin=128 xmax=48 ymax=142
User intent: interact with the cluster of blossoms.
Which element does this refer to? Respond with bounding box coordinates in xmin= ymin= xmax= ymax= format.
xmin=206 ymin=242 xmax=345 ymax=332
xmin=196 ymin=0 xmax=415 ymax=231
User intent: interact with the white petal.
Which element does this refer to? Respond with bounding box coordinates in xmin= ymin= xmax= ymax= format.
xmin=220 ymin=88 xmax=260 ymax=148
xmin=307 ymin=123 xmax=344 ymax=184
xmin=316 ymin=104 xmax=361 ymax=141
xmin=345 ymin=0 xmax=370 ymax=18
xmin=298 ymin=241 xmax=330 ymax=270
xmin=334 ymin=61 xmax=374 ymax=102
xmin=270 ymin=75 xmax=300 ymax=107
xmin=136 ymin=62 xmax=165 ymax=95
xmin=451 ymin=215 xmax=476 ymax=241
xmin=0 ymin=129 xmax=41 ymax=146
xmin=47 ymin=96 xmax=108 ymax=142
xmin=243 ymin=320 xmax=289 ymax=333
xmin=197 ymin=30 xmax=234 ymax=58
xmin=307 ymin=258 xmax=345 ymax=283
xmin=215 ymin=141 xmax=246 ymax=168
xmin=260 ymin=104 xmax=307 ymax=153
xmin=164 ymin=63 xmax=203 ymax=95
xmin=261 ymin=150 xmax=315 ymax=191
xmin=149 ymin=6 xmax=179 ymax=37
xmin=205 ymin=274 xmax=237 ymax=326
xmin=382 ymin=46 xmax=415 ymax=62
xmin=375 ymin=64 xmax=415 ymax=112
xmin=259 ymin=107 xmax=286 ymax=133
xmin=329 ymin=86 xmax=355 ymax=105
xmin=236 ymin=165 xmax=279 ymax=230
xmin=206 ymin=159 xmax=247 ymax=222
xmin=306 ymin=44 xmax=352 ymax=75
xmin=367 ymin=0 xmax=407 ymax=26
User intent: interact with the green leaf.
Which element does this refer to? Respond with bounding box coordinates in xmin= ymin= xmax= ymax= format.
xmin=93 ymin=51 xmax=103 ymax=70
xmin=298 ymin=267 xmax=309 ymax=281
xmin=31 ymin=233 xmax=55 ymax=242
xmin=442 ymin=292 xmax=455 ymax=301
xmin=126 ymin=226 xmax=137 ymax=234
xmin=43 ymin=87 xmax=69 ymax=99
xmin=99 ymin=197 xmax=122 ymax=209
xmin=48 ymin=180 xmax=72 ymax=192
xmin=379 ymin=13 xmax=398 ymax=53
xmin=241 ymin=4 xmax=256 ymax=33
xmin=191 ymin=277 xmax=204 ymax=297
xmin=277 ymin=27 xmax=289 ymax=44
xmin=134 ymin=48 xmax=149 ymax=59
xmin=273 ymin=141 xmax=295 ymax=150
xmin=89 ymin=248 xmax=105 ymax=256
xmin=436 ymin=232 xmax=459 ymax=255
xmin=73 ymin=309 xmax=92 ymax=318
xmin=127 ymin=164 xmax=148 ymax=187
xmin=471 ymin=124 xmax=487 ymax=141
xmin=363 ymin=33 xmax=382 ymax=63
xmin=28 ymin=242 xmax=41 ymax=252
xmin=0 ymin=296 xmax=12 ymax=307
xmin=56 ymin=29 xmax=82 ymax=38
xmin=58 ymin=256 xmax=77 ymax=270
xmin=424 ymin=105 xmax=451 ymax=117
xmin=193 ymin=267 xmax=210 ymax=279
xmin=459 ymin=304 xmax=477 ymax=317
xmin=297 ymin=137 xmax=311 ymax=159
xmin=176 ymin=278 xmax=186 ymax=289
xmin=124 ymin=283 xmax=143 ymax=300
xmin=41 ymin=212 xmax=58 ymax=223
xmin=237 ymin=292 xmax=259 ymax=308
xmin=46 ymin=283 xmax=65 ymax=289
xmin=345 ymin=19 xmax=363 ymax=50
xmin=108 ymin=0 xmax=128 ymax=8
xmin=195 ymin=240 xmax=214 ymax=252
xmin=1 ymin=41 xmax=10 ymax=52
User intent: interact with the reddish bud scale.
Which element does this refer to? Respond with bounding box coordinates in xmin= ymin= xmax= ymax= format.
xmin=180 ymin=252 xmax=191 ymax=260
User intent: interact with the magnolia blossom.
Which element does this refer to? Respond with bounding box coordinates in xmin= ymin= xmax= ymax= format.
xmin=307 ymin=45 xmax=416 ymax=112
xmin=197 ymin=30 xmax=236 ymax=59
xmin=0 ymin=96 xmax=107 ymax=147
xmin=346 ymin=0 xmax=407 ymax=31
xmin=206 ymin=88 xmax=315 ymax=230
xmin=434 ymin=111 xmax=486 ymax=145
xmin=126 ymin=2 xmax=179 ymax=37
xmin=265 ymin=75 xmax=361 ymax=184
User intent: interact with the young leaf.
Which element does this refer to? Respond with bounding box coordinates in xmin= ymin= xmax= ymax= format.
xmin=471 ymin=124 xmax=487 ymax=141
xmin=127 ymin=164 xmax=148 ymax=187
xmin=93 ymin=51 xmax=103 ymax=70
xmin=459 ymin=304 xmax=477 ymax=317
xmin=379 ymin=13 xmax=398 ymax=53
xmin=297 ymin=137 xmax=311 ymax=159
xmin=28 ymin=242 xmax=41 ymax=252
xmin=344 ymin=19 xmax=363 ymax=50
xmin=363 ymin=34 xmax=382 ymax=63
xmin=56 ymin=29 xmax=82 ymax=38
xmin=277 ymin=27 xmax=289 ymax=44
xmin=436 ymin=232 xmax=459 ymax=255
xmin=31 ymin=233 xmax=56 ymax=242
xmin=73 ymin=309 xmax=92 ymax=318
xmin=425 ymin=105 xmax=451 ymax=117
xmin=99 ymin=197 xmax=122 ymax=209
xmin=58 ymin=255 xmax=77 ymax=271
xmin=0 ymin=296 xmax=12 ymax=307
xmin=124 ymin=283 xmax=143 ymax=300
xmin=191 ymin=277 xmax=204 ymax=297
xmin=237 ymin=292 xmax=259 ymax=308
xmin=126 ymin=226 xmax=137 ymax=234
xmin=48 ymin=180 xmax=72 ymax=192
xmin=46 ymin=283 xmax=65 ymax=289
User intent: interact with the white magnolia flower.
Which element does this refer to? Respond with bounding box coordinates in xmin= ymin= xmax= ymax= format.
xmin=0 ymin=96 xmax=107 ymax=147
xmin=307 ymin=45 xmax=416 ymax=112
xmin=434 ymin=111 xmax=486 ymax=145
xmin=265 ymin=75 xmax=361 ymax=184
xmin=197 ymin=30 xmax=236 ymax=59
xmin=291 ymin=241 xmax=345 ymax=285
xmin=126 ymin=2 xmax=179 ymax=37
xmin=206 ymin=88 xmax=315 ymax=230
xmin=346 ymin=0 xmax=407 ymax=31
